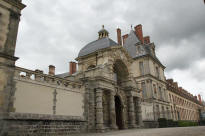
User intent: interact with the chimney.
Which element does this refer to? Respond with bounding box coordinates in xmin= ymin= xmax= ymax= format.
xmin=179 ymin=87 xmax=183 ymax=91
xmin=48 ymin=65 xmax=55 ymax=75
xmin=122 ymin=34 xmax=128 ymax=45
xmin=117 ymin=28 xmax=122 ymax=45
xmin=173 ymin=82 xmax=178 ymax=88
xmin=69 ymin=61 xmax=77 ymax=75
xmin=166 ymin=79 xmax=173 ymax=84
xmin=134 ymin=24 xmax=144 ymax=44
xmin=198 ymin=94 xmax=202 ymax=103
xmin=144 ymin=36 xmax=150 ymax=44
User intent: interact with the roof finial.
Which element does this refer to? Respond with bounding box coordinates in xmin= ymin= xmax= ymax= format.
xmin=131 ymin=24 xmax=133 ymax=30
xmin=102 ymin=25 xmax=104 ymax=29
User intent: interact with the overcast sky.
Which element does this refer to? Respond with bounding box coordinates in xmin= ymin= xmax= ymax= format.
xmin=16 ymin=0 xmax=205 ymax=99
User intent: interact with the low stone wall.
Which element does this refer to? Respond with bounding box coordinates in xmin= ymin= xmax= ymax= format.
xmin=2 ymin=113 xmax=86 ymax=136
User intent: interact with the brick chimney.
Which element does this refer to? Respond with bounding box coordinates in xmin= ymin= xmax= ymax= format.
xmin=173 ymin=82 xmax=178 ymax=88
xmin=122 ymin=34 xmax=128 ymax=45
xmin=69 ymin=61 xmax=77 ymax=75
xmin=166 ymin=79 xmax=173 ymax=84
xmin=178 ymin=87 xmax=183 ymax=91
xmin=144 ymin=36 xmax=150 ymax=44
xmin=117 ymin=28 xmax=122 ymax=45
xmin=198 ymin=94 xmax=202 ymax=103
xmin=48 ymin=65 xmax=55 ymax=75
xmin=134 ymin=24 xmax=144 ymax=44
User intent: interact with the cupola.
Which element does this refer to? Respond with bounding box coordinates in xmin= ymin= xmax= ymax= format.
xmin=98 ymin=25 xmax=109 ymax=39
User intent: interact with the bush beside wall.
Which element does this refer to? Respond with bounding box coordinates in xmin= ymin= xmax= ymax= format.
xmin=158 ymin=118 xmax=199 ymax=128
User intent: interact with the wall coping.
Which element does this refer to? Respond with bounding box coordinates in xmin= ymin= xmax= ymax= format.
xmin=5 ymin=112 xmax=86 ymax=122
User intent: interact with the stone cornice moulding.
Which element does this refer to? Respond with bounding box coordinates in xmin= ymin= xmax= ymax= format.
xmin=0 ymin=52 xmax=19 ymax=61
xmin=14 ymin=77 xmax=83 ymax=94
xmin=7 ymin=112 xmax=85 ymax=121
xmin=3 ymin=0 xmax=26 ymax=10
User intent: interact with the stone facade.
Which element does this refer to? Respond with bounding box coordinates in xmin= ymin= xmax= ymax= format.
xmin=167 ymin=79 xmax=203 ymax=121
xmin=76 ymin=45 xmax=143 ymax=132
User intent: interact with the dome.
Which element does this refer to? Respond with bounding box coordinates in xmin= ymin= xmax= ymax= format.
xmin=78 ymin=26 xmax=118 ymax=57
xmin=78 ymin=37 xmax=118 ymax=57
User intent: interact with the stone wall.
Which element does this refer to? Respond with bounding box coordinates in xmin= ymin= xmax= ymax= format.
xmin=2 ymin=113 xmax=86 ymax=136
xmin=13 ymin=67 xmax=84 ymax=116
xmin=141 ymin=102 xmax=154 ymax=121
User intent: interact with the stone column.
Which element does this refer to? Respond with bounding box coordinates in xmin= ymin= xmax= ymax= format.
xmin=109 ymin=91 xmax=117 ymax=129
xmin=127 ymin=93 xmax=136 ymax=128
xmin=88 ymin=88 xmax=95 ymax=131
xmin=95 ymin=88 xmax=104 ymax=132
xmin=136 ymin=97 xmax=143 ymax=127
xmin=84 ymin=85 xmax=90 ymax=131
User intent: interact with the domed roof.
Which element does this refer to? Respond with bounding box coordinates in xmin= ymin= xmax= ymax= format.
xmin=78 ymin=37 xmax=118 ymax=57
xmin=78 ymin=26 xmax=118 ymax=57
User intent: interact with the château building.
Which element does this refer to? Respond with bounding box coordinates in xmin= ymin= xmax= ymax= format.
xmin=0 ymin=0 xmax=204 ymax=135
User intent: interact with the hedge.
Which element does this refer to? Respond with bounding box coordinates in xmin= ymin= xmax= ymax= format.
xmin=158 ymin=118 xmax=199 ymax=128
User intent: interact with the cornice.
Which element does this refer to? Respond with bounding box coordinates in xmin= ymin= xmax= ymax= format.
xmin=0 ymin=52 xmax=19 ymax=61
xmin=134 ymin=74 xmax=167 ymax=85
xmin=3 ymin=0 xmax=26 ymax=10
xmin=134 ymin=54 xmax=166 ymax=69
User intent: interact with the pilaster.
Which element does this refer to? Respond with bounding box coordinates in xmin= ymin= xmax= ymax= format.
xmin=127 ymin=92 xmax=136 ymax=128
xmin=109 ymin=91 xmax=117 ymax=129
xmin=136 ymin=97 xmax=143 ymax=127
xmin=95 ymin=88 xmax=104 ymax=132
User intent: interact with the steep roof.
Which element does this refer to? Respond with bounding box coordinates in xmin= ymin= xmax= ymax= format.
xmin=78 ymin=37 xmax=118 ymax=57
xmin=123 ymin=30 xmax=140 ymax=58
xmin=56 ymin=72 xmax=69 ymax=78
xmin=123 ymin=30 xmax=165 ymax=68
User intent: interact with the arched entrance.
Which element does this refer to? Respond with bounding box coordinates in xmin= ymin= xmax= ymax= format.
xmin=115 ymin=95 xmax=123 ymax=129
xmin=113 ymin=59 xmax=129 ymax=86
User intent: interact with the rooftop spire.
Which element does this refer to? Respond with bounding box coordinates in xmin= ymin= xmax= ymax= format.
xmin=98 ymin=25 xmax=109 ymax=39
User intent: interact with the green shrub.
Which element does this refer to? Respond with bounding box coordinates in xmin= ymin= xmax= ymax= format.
xmin=200 ymin=120 xmax=205 ymax=126
xmin=158 ymin=118 xmax=167 ymax=128
xmin=167 ymin=119 xmax=178 ymax=127
xmin=178 ymin=120 xmax=198 ymax=127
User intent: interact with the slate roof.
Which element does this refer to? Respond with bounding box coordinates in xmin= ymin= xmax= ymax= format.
xmin=123 ymin=30 xmax=165 ymax=67
xmin=78 ymin=37 xmax=118 ymax=57
xmin=123 ymin=30 xmax=140 ymax=58
xmin=56 ymin=72 xmax=69 ymax=78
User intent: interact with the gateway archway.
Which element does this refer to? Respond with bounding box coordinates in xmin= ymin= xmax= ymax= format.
xmin=115 ymin=95 xmax=123 ymax=129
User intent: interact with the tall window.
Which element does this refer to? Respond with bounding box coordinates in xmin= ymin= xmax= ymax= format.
xmin=159 ymin=87 xmax=162 ymax=100
xmin=156 ymin=105 xmax=160 ymax=119
xmin=156 ymin=67 xmax=160 ymax=79
xmin=162 ymin=106 xmax=165 ymax=118
xmin=139 ymin=61 xmax=144 ymax=76
xmin=163 ymin=89 xmax=167 ymax=101
xmin=141 ymin=82 xmax=147 ymax=99
xmin=153 ymin=84 xmax=157 ymax=96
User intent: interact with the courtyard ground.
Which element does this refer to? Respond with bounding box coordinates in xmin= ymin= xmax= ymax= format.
xmin=71 ymin=126 xmax=205 ymax=136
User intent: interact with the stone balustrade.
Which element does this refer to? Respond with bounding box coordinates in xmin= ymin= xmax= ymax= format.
xmin=14 ymin=66 xmax=82 ymax=89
